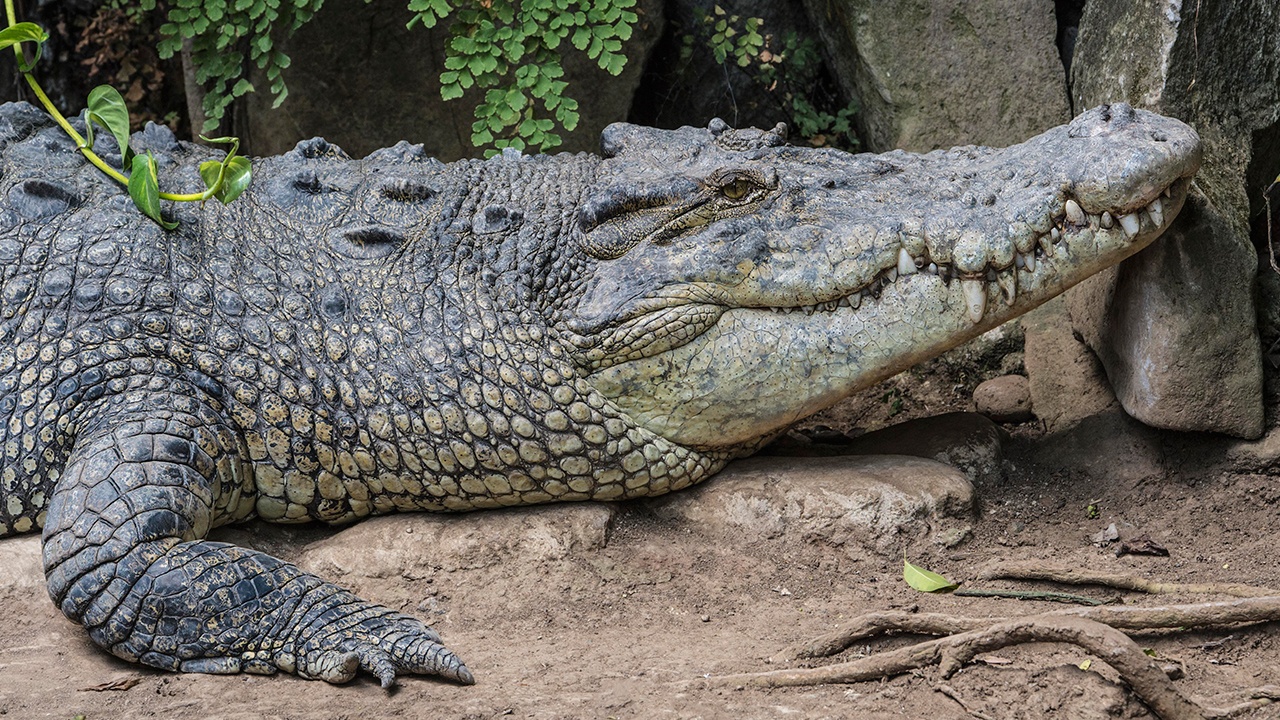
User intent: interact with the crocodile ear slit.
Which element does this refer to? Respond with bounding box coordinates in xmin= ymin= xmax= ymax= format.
xmin=331 ymin=225 xmax=406 ymax=260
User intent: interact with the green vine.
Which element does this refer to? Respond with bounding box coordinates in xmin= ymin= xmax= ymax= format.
xmin=683 ymin=6 xmax=859 ymax=150
xmin=0 ymin=4 xmax=250 ymax=229
xmin=139 ymin=0 xmax=639 ymax=154
xmin=415 ymin=0 xmax=637 ymax=155
xmin=137 ymin=0 xmax=314 ymax=133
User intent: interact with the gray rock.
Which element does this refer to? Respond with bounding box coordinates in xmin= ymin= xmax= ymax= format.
xmin=840 ymin=412 xmax=1006 ymax=486
xmin=799 ymin=0 xmax=1070 ymax=151
xmin=1022 ymin=297 xmax=1118 ymax=433
xmin=973 ymin=375 xmax=1034 ymax=423
xmin=1067 ymin=194 xmax=1264 ymax=438
xmin=647 ymin=455 xmax=975 ymax=554
xmin=241 ymin=0 xmax=664 ymax=159
xmin=1041 ymin=409 xmax=1165 ymax=487
xmin=1066 ymin=0 xmax=1273 ymax=439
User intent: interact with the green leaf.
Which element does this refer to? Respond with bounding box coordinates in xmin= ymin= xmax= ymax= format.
xmin=0 ymin=22 xmax=49 ymax=71
xmin=201 ymin=155 xmax=251 ymax=204
xmin=86 ymin=85 xmax=133 ymax=162
xmin=903 ymin=559 xmax=958 ymax=593
xmin=128 ymin=153 xmax=178 ymax=230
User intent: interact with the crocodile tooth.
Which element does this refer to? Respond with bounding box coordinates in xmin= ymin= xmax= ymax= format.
xmin=850 ymin=292 xmax=862 ymax=309
xmin=1118 ymin=212 xmax=1140 ymax=238
xmin=1050 ymin=226 xmax=1060 ymax=242
xmin=837 ymin=295 xmax=851 ymax=308
xmin=927 ymin=262 xmax=938 ymax=275
xmin=803 ymin=304 xmax=816 ymax=316
xmin=897 ymin=247 xmax=916 ymax=276
xmin=1147 ymin=197 xmax=1164 ymax=226
xmin=1015 ymin=254 xmax=1025 ymax=269
xmin=1038 ymin=234 xmax=1054 ymax=258
xmin=1065 ymin=198 xmax=1086 ymax=225
xmin=1100 ymin=211 xmax=1114 ymax=229
xmin=1024 ymin=251 xmax=1036 ymax=272
xmin=996 ymin=268 xmax=1017 ymax=305
xmin=887 ymin=267 xmax=898 ymax=282
xmin=961 ymin=279 xmax=986 ymax=324
xmin=821 ymin=300 xmax=837 ymax=312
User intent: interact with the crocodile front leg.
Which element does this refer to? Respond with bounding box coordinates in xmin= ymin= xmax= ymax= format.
xmin=41 ymin=392 xmax=473 ymax=686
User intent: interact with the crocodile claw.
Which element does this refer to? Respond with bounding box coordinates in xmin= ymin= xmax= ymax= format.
xmin=303 ymin=637 xmax=474 ymax=687
xmin=296 ymin=611 xmax=474 ymax=687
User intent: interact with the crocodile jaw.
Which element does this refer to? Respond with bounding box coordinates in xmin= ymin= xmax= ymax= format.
xmin=586 ymin=177 xmax=1190 ymax=448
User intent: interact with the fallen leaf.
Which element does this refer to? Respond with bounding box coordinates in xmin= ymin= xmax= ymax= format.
xmin=903 ymin=559 xmax=959 ymax=593
xmin=79 ymin=676 xmax=142 ymax=692
xmin=1116 ymin=534 xmax=1169 ymax=557
xmin=1078 ymin=659 xmax=1093 ymax=671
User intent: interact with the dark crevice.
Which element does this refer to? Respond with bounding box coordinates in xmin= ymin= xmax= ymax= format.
xmin=1055 ymin=0 xmax=1087 ymax=113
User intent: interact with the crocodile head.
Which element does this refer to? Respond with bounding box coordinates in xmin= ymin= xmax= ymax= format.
xmin=555 ymin=104 xmax=1202 ymax=451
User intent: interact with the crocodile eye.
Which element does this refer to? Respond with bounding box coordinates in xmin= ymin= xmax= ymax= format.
xmin=721 ymin=177 xmax=753 ymax=201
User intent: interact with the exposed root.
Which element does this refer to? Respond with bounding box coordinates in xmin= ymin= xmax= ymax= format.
xmin=953 ymin=587 xmax=1108 ymax=605
xmin=719 ymin=614 xmax=1208 ymax=719
xmin=718 ymin=612 xmax=1280 ymax=720
xmin=977 ymin=562 xmax=1280 ymax=597
xmin=780 ymin=596 xmax=1280 ymax=661
xmin=731 ymin=589 xmax=1280 ymax=720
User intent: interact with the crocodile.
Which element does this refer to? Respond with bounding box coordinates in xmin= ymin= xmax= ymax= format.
xmin=0 ymin=101 xmax=1200 ymax=687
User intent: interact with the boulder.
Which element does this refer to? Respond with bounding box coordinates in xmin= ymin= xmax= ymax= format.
xmin=798 ymin=0 xmax=1070 ymax=152
xmin=840 ymin=412 xmax=1005 ymax=486
xmin=240 ymin=0 xmax=664 ymax=159
xmin=1021 ymin=297 xmax=1118 ymax=433
xmin=647 ymin=454 xmax=975 ymax=554
xmin=1066 ymin=0 xmax=1274 ymax=438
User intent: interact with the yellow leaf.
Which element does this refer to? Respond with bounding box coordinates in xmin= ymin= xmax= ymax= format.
xmin=1078 ymin=659 xmax=1093 ymax=671
xmin=903 ymin=559 xmax=958 ymax=593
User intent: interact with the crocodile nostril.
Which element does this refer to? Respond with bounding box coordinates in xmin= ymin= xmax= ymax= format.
xmin=1151 ymin=130 xmax=1168 ymax=142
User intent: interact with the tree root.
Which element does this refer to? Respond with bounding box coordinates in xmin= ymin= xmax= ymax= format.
xmin=780 ymin=596 xmax=1280 ymax=661
xmin=977 ymin=562 xmax=1280 ymax=598
xmin=717 ymin=611 xmax=1279 ymax=719
xmin=725 ymin=580 xmax=1280 ymax=720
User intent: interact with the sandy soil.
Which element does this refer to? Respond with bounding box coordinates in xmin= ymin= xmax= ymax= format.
xmin=2 ymin=352 xmax=1279 ymax=720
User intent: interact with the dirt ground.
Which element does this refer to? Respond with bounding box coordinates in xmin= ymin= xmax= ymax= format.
xmin=2 ymin=344 xmax=1280 ymax=720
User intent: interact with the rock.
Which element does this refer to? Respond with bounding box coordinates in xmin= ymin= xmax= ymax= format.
xmin=762 ymin=412 xmax=1005 ymax=486
xmin=973 ymin=375 xmax=1033 ymax=423
xmin=297 ymin=503 xmax=616 ymax=579
xmin=841 ymin=412 xmax=1006 ymax=486
xmin=799 ymin=0 xmax=1070 ymax=152
xmin=647 ymin=454 xmax=975 ymax=554
xmin=241 ymin=0 xmax=664 ymax=159
xmin=1225 ymin=424 xmax=1280 ymax=472
xmin=1039 ymin=409 xmax=1164 ymax=487
xmin=1065 ymin=0 xmax=1273 ymax=439
xmin=1022 ymin=296 xmax=1118 ymax=433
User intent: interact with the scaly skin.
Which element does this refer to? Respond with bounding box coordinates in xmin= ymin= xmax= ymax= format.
xmin=0 ymin=101 xmax=1200 ymax=686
